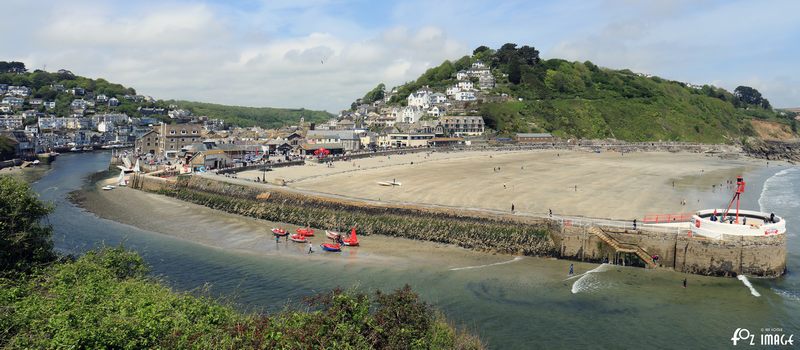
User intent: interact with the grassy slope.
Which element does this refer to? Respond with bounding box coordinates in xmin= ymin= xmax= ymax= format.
xmin=379 ymin=52 xmax=793 ymax=143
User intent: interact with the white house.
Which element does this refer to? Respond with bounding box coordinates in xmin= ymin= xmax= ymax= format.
xmin=427 ymin=106 xmax=444 ymax=117
xmin=456 ymin=70 xmax=470 ymax=80
xmin=96 ymin=94 xmax=108 ymax=103
xmin=1 ymin=97 xmax=24 ymax=108
xmin=398 ymin=106 xmax=423 ymax=124
xmin=472 ymin=61 xmax=487 ymax=69
xmin=70 ymin=99 xmax=89 ymax=110
xmin=430 ymin=92 xmax=447 ymax=104
xmin=7 ymin=86 xmax=31 ymax=97
xmin=108 ymin=97 xmax=120 ymax=107
xmin=457 ymin=81 xmax=474 ymax=90
xmin=0 ymin=116 xmax=23 ymax=130
xmin=454 ymin=91 xmax=477 ymax=101
xmin=446 ymin=85 xmax=461 ymax=96
xmin=44 ymin=101 xmax=56 ymax=109
xmin=407 ymin=91 xmax=431 ymax=109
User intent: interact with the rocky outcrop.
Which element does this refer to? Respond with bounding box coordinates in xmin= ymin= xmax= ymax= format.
xmin=743 ymin=138 xmax=800 ymax=162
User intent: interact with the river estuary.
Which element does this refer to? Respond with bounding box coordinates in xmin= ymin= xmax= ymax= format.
xmin=28 ymin=152 xmax=800 ymax=349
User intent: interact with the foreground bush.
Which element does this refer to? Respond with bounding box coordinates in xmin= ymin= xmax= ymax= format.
xmin=0 ymin=247 xmax=483 ymax=349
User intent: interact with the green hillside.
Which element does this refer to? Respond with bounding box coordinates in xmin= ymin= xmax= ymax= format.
xmin=384 ymin=44 xmax=796 ymax=143
xmin=166 ymin=100 xmax=333 ymax=129
xmin=0 ymin=62 xmax=332 ymax=129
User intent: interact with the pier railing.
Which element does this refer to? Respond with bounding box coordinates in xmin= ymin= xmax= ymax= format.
xmin=553 ymin=215 xmax=687 ymax=234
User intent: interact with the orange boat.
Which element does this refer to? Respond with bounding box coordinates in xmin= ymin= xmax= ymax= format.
xmin=296 ymin=227 xmax=315 ymax=236
xmin=289 ymin=233 xmax=308 ymax=243
xmin=342 ymin=227 xmax=359 ymax=246
xmin=271 ymin=228 xmax=288 ymax=236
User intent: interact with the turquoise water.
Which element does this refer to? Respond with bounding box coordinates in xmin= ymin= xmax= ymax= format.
xmin=32 ymin=152 xmax=800 ymax=349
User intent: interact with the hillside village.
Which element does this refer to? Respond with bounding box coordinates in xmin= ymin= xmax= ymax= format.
xmin=2 ymin=59 xmax=527 ymax=167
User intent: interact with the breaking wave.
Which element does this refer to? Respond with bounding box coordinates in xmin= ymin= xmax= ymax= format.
xmin=450 ymin=256 xmax=523 ymax=271
xmin=571 ymin=264 xmax=611 ymax=294
xmin=737 ymin=275 xmax=761 ymax=297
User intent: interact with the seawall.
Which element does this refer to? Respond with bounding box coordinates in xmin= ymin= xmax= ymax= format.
xmin=130 ymin=174 xmax=787 ymax=277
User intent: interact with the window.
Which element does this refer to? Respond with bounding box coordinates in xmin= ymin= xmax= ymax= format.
xmin=192 ymin=130 xmax=198 ymax=134
xmin=146 ymin=143 xmax=150 ymax=146
xmin=181 ymin=130 xmax=187 ymax=134
xmin=170 ymin=145 xmax=174 ymax=149
xmin=170 ymin=130 xmax=176 ymax=134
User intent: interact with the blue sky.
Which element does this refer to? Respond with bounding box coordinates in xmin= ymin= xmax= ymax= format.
xmin=3 ymin=0 xmax=799 ymax=111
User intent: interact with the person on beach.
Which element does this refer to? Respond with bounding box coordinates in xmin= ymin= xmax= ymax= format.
xmin=511 ymin=203 xmax=515 ymax=212
xmin=275 ymin=235 xmax=280 ymax=243
xmin=683 ymin=278 xmax=687 ymax=288
xmin=569 ymin=264 xmax=574 ymax=276
xmin=549 ymin=209 xmax=553 ymax=217
xmin=307 ymin=242 xmax=313 ymax=254
xmin=633 ymin=219 xmax=637 ymax=230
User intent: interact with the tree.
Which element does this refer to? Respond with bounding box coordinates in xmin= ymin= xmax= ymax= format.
xmin=508 ymin=59 xmax=522 ymax=85
xmin=472 ymin=45 xmax=491 ymax=56
xmin=517 ymin=45 xmax=540 ymax=66
xmin=361 ymin=83 xmax=386 ymax=104
xmin=0 ymin=176 xmax=56 ymax=274
xmin=734 ymin=86 xmax=765 ymax=107
xmin=495 ymin=43 xmax=519 ymax=65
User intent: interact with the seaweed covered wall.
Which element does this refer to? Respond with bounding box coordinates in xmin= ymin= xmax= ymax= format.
xmin=134 ymin=174 xmax=557 ymax=256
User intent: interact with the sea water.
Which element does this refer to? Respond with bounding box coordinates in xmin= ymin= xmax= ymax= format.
xmin=30 ymin=152 xmax=800 ymax=349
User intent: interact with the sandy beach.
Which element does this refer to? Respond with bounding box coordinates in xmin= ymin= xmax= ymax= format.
xmin=236 ymin=149 xmax=769 ymax=219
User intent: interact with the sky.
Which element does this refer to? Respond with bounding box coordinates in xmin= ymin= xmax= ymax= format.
xmin=2 ymin=0 xmax=799 ymax=111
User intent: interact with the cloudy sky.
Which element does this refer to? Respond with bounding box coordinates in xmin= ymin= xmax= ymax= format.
xmin=3 ymin=0 xmax=799 ymax=111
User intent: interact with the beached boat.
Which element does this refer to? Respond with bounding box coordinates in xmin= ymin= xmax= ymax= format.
xmin=297 ymin=228 xmax=315 ymax=236
xmin=69 ymin=147 xmax=82 ymax=153
xmin=289 ymin=233 xmax=308 ymax=243
xmin=320 ymin=243 xmax=341 ymax=252
xmin=117 ymin=170 xmax=127 ymax=187
xmin=102 ymin=185 xmax=114 ymax=191
xmin=342 ymin=228 xmax=359 ymax=246
xmin=325 ymin=230 xmax=341 ymax=240
xmin=377 ymin=180 xmax=402 ymax=186
xmin=271 ymin=228 xmax=288 ymax=236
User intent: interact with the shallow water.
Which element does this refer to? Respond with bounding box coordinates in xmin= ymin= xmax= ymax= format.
xmin=31 ymin=152 xmax=800 ymax=349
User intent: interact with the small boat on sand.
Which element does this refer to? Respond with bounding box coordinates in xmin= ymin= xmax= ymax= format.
xmin=271 ymin=228 xmax=288 ymax=236
xmin=102 ymin=185 xmax=114 ymax=191
xmin=377 ymin=180 xmax=402 ymax=186
xmin=297 ymin=228 xmax=315 ymax=236
xmin=342 ymin=227 xmax=359 ymax=246
xmin=325 ymin=230 xmax=341 ymax=240
xmin=320 ymin=243 xmax=341 ymax=252
xmin=289 ymin=233 xmax=308 ymax=243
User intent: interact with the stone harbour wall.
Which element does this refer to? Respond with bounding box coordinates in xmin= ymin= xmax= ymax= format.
xmin=131 ymin=174 xmax=787 ymax=277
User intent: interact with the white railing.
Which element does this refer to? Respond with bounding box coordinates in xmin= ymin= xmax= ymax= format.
xmin=552 ymin=215 xmax=687 ymax=234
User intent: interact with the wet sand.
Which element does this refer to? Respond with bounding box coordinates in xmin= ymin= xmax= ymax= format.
xmin=77 ymin=181 xmax=531 ymax=271
xmin=239 ymin=150 xmax=768 ymax=219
